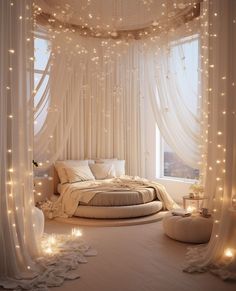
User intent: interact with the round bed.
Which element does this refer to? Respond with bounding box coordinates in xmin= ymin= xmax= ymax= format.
xmin=53 ymin=162 xmax=164 ymax=219
xmin=58 ymin=185 xmax=163 ymax=219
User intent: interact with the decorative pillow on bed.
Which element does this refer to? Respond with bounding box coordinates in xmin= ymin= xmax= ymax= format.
xmin=95 ymin=160 xmax=125 ymax=177
xmin=55 ymin=160 xmax=91 ymax=184
xmin=89 ymin=163 xmax=116 ymax=180
xmin=64 ymin=165 xmax=95 ymax=183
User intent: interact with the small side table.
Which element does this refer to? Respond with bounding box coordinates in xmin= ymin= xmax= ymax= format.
xmin=183 ymin=195 xmax=208 ymax=213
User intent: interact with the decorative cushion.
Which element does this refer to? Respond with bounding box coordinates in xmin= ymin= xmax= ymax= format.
xmin=54 ymin=160 xmax=90 ymax=184
xmin=65 ymin=166 xmax=95 ymax=183
xmin=96 ymin=159 xmax=125 ymax=177
xmin=89 ymin=163 xmax=116 ymax=180
xmin=162 ymin=214 xmax=213 ymax=243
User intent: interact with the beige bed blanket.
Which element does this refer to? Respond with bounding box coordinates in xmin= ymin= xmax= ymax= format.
xmin=47 ymin=176 xmax=179 ymax=218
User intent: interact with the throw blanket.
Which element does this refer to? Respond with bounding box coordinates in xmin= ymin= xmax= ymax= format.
xmin=42 ymin=176 xmax=179 ymax=218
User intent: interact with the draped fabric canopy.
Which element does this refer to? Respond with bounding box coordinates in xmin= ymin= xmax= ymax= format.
xmin=184 ymin=0 xmax=236 ymax=279
xmin=33 ymin=2 xmax=201 ymax=175
xmin=0 ymin=0 xmax=42 ymax=281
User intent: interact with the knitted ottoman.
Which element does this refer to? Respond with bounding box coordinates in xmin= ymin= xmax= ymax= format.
xmin=162 ymin=213 xmax=213 ymax=243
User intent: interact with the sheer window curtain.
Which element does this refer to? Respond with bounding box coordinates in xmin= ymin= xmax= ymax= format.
xmin=0 ymin=0 xmax=43 ymax=285
xmin=144 ymin=31 xmax=201 ymax=170
xmin=184 ymin=0 xmax=236 ymax=279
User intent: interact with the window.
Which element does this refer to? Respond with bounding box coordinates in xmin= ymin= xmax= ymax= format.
xmin=34 ymin=31 xmax=50 ymax=135
xmin=162 ymin=140 xmax=199 ymax=180
xmin=158 ymin=36 xmax=200 ymax=181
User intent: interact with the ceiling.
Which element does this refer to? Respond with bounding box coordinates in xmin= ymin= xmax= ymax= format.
xmin=35 ymin=0 xmax=197 ymax=31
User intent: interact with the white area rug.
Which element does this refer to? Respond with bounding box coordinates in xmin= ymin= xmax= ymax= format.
xmin=44 ymin=220 xmax=236 ymax=291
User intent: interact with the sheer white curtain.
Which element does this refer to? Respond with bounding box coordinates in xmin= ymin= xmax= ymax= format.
xmin=34 ymin=34 xmax=147 ymax=176
xmin=144 ymin=29 xmax=201 ymax=169
xmin=0 ymin=0 xmax=42 ymax=285
xmin=184 ymin=0 xmax=236 ymax=279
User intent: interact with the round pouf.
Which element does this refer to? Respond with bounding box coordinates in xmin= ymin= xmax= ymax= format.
xmin=162 ymin=214 xmax=213 ymax=243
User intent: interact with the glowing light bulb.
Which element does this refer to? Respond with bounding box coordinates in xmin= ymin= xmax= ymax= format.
xmin=224 ymin=248 xmax=234 ymax=259
xmin=45 ymin=247 xmax=53 ymax=254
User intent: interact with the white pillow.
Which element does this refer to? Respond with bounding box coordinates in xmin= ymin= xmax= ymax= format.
xmin=89 ymin=163 xmax=116 ymax=180
xmin=95 ymin=160 xmax=125 ymax=177
xmin=55 ymin=160 xmax=89 ymax=184
xmin=65 ymin=165 xmax=95 ymax=183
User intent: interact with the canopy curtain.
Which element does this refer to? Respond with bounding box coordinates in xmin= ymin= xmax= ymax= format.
xmin=184 ymin=0 xmax=236 ymax=279
xmin=34 ymin=34 xmax=147 ymax=176
xmin=34 ymin=15 xmax=200 ymax=177
xmin=0 ymin=0 xmax=42 ymax=285
xmin=144 ymin=33 xmax=201 ymax=169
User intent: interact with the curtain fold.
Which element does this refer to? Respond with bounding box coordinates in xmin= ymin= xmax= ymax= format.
xmin=0 ymin=0 xmax=42 ymax=282
xmin=34 ymin=36 xmax=147 ymax=176
xmin=184 ymin=0 xmax=236 ymax=280
xmin=144 ymin=35 xmax=201 ymax=169
xmin=34 ymin=17 xmax=201 ymax=176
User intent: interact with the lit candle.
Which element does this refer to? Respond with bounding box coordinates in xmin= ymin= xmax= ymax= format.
xmin=187 ymin=206 xmax=196 ymax=213
xmin=71 ymin=228 xmax=82 ymax=237
xmin=48 ymin=235 xmax=56 ymax=245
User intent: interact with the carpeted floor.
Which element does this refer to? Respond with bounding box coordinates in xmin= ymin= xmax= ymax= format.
xmin=44 ymin=219 xmax=235 ymax=291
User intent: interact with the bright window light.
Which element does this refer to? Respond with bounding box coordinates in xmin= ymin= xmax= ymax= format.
xmin=34 ymin=34 xmax=50 ymax=135
xmin=157 ymin=36 xmax=200 ymax=181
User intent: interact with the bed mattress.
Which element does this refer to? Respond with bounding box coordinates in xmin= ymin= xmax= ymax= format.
xmin=57 ymin=183 xmax=156 ymax=206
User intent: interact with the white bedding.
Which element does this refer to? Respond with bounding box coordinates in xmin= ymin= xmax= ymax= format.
xmin=49 ymin=176 xmax=179 ymax=218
